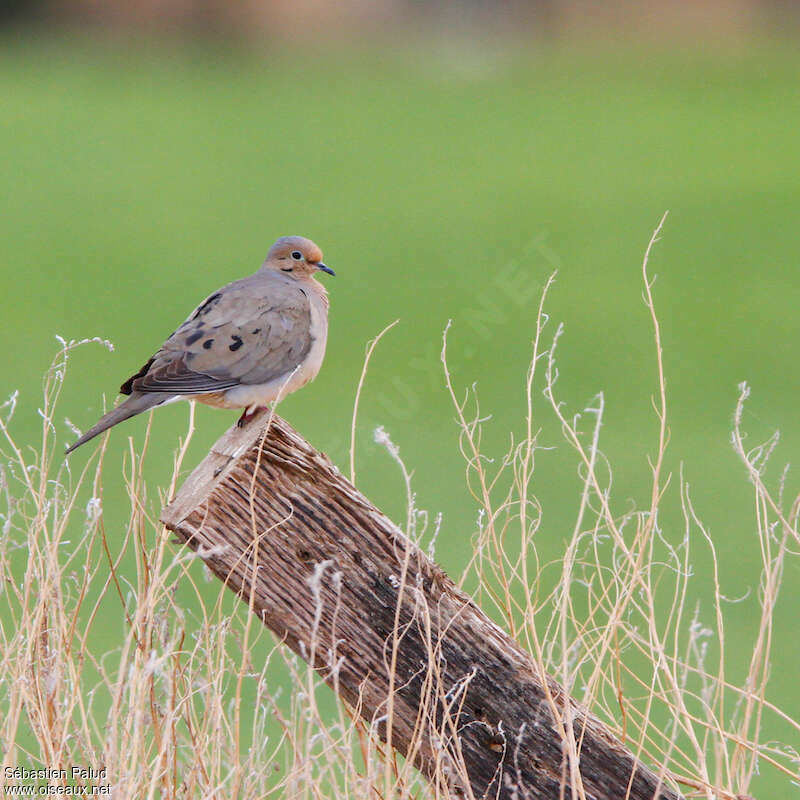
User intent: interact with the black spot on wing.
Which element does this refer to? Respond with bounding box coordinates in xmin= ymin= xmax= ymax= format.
xmin=120 ymin=356 xmax=155 ymax=395
xmin=229 ymin=335 xmax=243 ymax=352
xmin=203 ymin=338 xmax=214 ymax=349
xmin=185 ymin=331 xmax=204 ymax=346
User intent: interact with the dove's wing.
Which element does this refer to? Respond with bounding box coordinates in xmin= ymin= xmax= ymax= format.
xmin=120 ymin=274 xmax=313 ymax=396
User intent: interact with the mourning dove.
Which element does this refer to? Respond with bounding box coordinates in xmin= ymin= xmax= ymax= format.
xmin=65 ymin=236 xmax=334 ymax=455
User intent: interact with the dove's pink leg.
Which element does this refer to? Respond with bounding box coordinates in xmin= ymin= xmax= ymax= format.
xmin=237 ymin=406 xmax=268 ymax=428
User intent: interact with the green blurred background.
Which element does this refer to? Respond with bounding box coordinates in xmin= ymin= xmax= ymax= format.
xmin=1 ymin=2 xmax=799 ymax=794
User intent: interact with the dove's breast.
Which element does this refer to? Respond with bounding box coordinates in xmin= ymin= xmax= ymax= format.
xmin=292 ymin=288 xmax=328 ymax=385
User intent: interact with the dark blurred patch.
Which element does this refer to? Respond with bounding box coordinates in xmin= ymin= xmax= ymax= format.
xmin=5 ymin=0 xmax=800 ymax=38
xmin=0 ymin=0 xmax=45 ymax=24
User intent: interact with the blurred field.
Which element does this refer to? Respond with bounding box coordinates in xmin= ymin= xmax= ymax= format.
xmin=1 ymin=32 xmax=799 ymax=795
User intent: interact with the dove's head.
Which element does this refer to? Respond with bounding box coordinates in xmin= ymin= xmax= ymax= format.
xmin=262 ymin=236 xmax=335 ymax=278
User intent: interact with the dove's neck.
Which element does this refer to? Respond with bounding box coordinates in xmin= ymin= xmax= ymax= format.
xmin=301 ymin=275 xmax=330 ymax=311
xmin=257 ymin=267 xmax=330 ymax=307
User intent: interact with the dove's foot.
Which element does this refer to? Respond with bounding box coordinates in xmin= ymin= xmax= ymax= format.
xmin=237 ymin=406 xmax=267 ymax=428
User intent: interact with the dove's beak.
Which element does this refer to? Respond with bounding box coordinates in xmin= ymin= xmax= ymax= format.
xmin=315 ymin=262 xmax=335 ymax=276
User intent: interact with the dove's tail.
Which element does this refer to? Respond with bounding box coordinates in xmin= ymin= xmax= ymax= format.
xmin=65 ymin=392 xmax=171 ymax=455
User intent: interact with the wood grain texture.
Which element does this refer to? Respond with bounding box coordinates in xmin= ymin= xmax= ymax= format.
xmin=161 ymin=413 xmax=682 ymax=800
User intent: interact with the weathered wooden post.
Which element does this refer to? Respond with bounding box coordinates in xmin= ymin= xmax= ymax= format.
xmin=161 ymin=411 xmax=681 ymax=800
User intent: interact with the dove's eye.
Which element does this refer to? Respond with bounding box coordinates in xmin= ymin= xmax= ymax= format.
xmin=291 ymin=251 xmax=303 ymax=261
